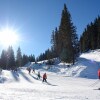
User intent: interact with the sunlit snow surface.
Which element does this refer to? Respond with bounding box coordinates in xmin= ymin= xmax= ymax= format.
xmin=0 ymin=50 xmax=100 ymax=100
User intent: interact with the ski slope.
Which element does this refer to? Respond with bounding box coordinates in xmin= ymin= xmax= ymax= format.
xmin=0 ymin=50 xmax=100 ymax=100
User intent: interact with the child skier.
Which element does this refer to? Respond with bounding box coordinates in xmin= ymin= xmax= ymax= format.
xmin=42 ymin=73 xmax=47 ymax=82
xmin=37 ymin=71 xmax=41 ymax=79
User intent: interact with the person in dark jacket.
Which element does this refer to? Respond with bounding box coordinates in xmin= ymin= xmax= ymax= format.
xmin=42 ymin=73 xmax=47 ymax=82
xmin=27 ymin=67 xmax=31 ymax=74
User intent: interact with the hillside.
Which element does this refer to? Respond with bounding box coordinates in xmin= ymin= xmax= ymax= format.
xmin=28 ymin=49 xmax=100 ymax=79
xmin=0 ymin=50 xmax=100 ymax=100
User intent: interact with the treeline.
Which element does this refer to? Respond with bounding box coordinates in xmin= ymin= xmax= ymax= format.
xmin=36 ymin=49 xmax=54 ymax=62
xmin=37 ymin=4 xmax=79 ymax=64
xmin=80 ymin=16 xmax=100 ymax=52
xmin=37 ymin=4 xmax=100 ymax=64
xmin=0 ymin=46 xmax=35 ymax=70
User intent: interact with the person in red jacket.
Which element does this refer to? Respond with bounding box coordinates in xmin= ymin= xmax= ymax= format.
xmin=98 ymin=69 xmax=100 ymax=79
xmin=43 ymin=73 xmax=47 ymax=82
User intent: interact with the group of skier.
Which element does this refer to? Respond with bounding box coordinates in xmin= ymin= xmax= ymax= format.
xmin=26 ymin=67 xmax=100 ymax=84
xmin=26 ymin=67 xmax=100 ymax=83
xmin=37 ymin=72 xmax=47 ymax=82
xmin=26 ymin=67 xmax=47 ymax=82
xmin=37 ymin=71 xmax=47 ymax=82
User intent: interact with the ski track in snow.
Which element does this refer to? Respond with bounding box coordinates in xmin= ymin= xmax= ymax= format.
xmin=0 ymin=50 xmax=100 ymax=100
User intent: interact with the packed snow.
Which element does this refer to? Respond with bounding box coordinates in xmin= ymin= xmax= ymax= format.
xmin=0 ymin=50 xmax=100 ymax=100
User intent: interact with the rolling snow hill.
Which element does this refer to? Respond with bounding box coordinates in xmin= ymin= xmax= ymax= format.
xmin=0 ymin=50 xmax=100 ymax=100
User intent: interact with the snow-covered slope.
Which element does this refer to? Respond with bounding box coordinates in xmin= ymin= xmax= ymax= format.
xmin=46 ymin=49 xmax=100 ymax=79
xmin=70 ymin=49 xmax=100 ymax=79
xmin=0 ymin=49 xmax=100 ymax=100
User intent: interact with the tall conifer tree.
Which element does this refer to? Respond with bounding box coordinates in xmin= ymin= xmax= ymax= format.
xmin=0 ymin=50 xmax=7 ymax=69
xmin=59 ymin=4 xmax=77 ymax=63
xmin=16 ymin=47 xmax=22 ymax=67
xmin=7 ymin=46 xmax=16 ymax=70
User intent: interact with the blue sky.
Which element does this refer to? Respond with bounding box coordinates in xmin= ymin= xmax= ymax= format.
xmin=0 ymin=0 xmax=100 ymax=57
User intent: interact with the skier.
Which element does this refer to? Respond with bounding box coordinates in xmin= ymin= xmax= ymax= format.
xmin=98 ymin=69 xmax=100 ymax=79
xmin=0 ymin=68 xmax=2 ymax=75
xmin=42 ymin=73 xmax=47 ymax=82
xmin=27 ymin=67 xmax=31 ymax=74
xmin=29 ymin=67 xmax=31 ymax=74
xmin=32 ymin=68 xmax=35 ymax=73
xmin=37 ymin=71 xmax=41 ymax=79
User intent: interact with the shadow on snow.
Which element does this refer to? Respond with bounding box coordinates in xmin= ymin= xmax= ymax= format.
xmin=18 ymin=69 xmax=33 ymax=83
xmin=10 ymin=71 xmax=20 ymax=81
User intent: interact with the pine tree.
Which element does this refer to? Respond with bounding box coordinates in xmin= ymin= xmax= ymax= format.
xmin=71 ymin=23 xmax=79 ymax=64
xmin=22 ymin=54 xmax=29 ymax=66
xmin=59 ymin=4 xmax=77 ymax=63
xmin=16 ymin=47 xmax=22 ymax=67
xmin=7 ymin=46 xmax=16 ymax=70
xmin=80 ymin=16 xmax=100 ymax=52
xmin=29 ymin=54 xmax=35 ymax=62
xmin=51 ymin=28 xmax=59 ymax=58
xmin=0 ymin=50 xmax=7 ymax=69
xmin=54 ymin=27 xmax=59 ymax=57
xmin=97 ymin=16 xmax=100 ymax=48
xmin=51 ymin=30 xmax=55 ymax=51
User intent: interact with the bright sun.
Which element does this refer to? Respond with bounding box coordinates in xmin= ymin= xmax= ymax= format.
xmin=0 ymin=27 xmax=19 ymax=47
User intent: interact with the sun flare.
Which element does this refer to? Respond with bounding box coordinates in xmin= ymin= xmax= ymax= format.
xmin=0 ymin=27 xmax=19 ymax=47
